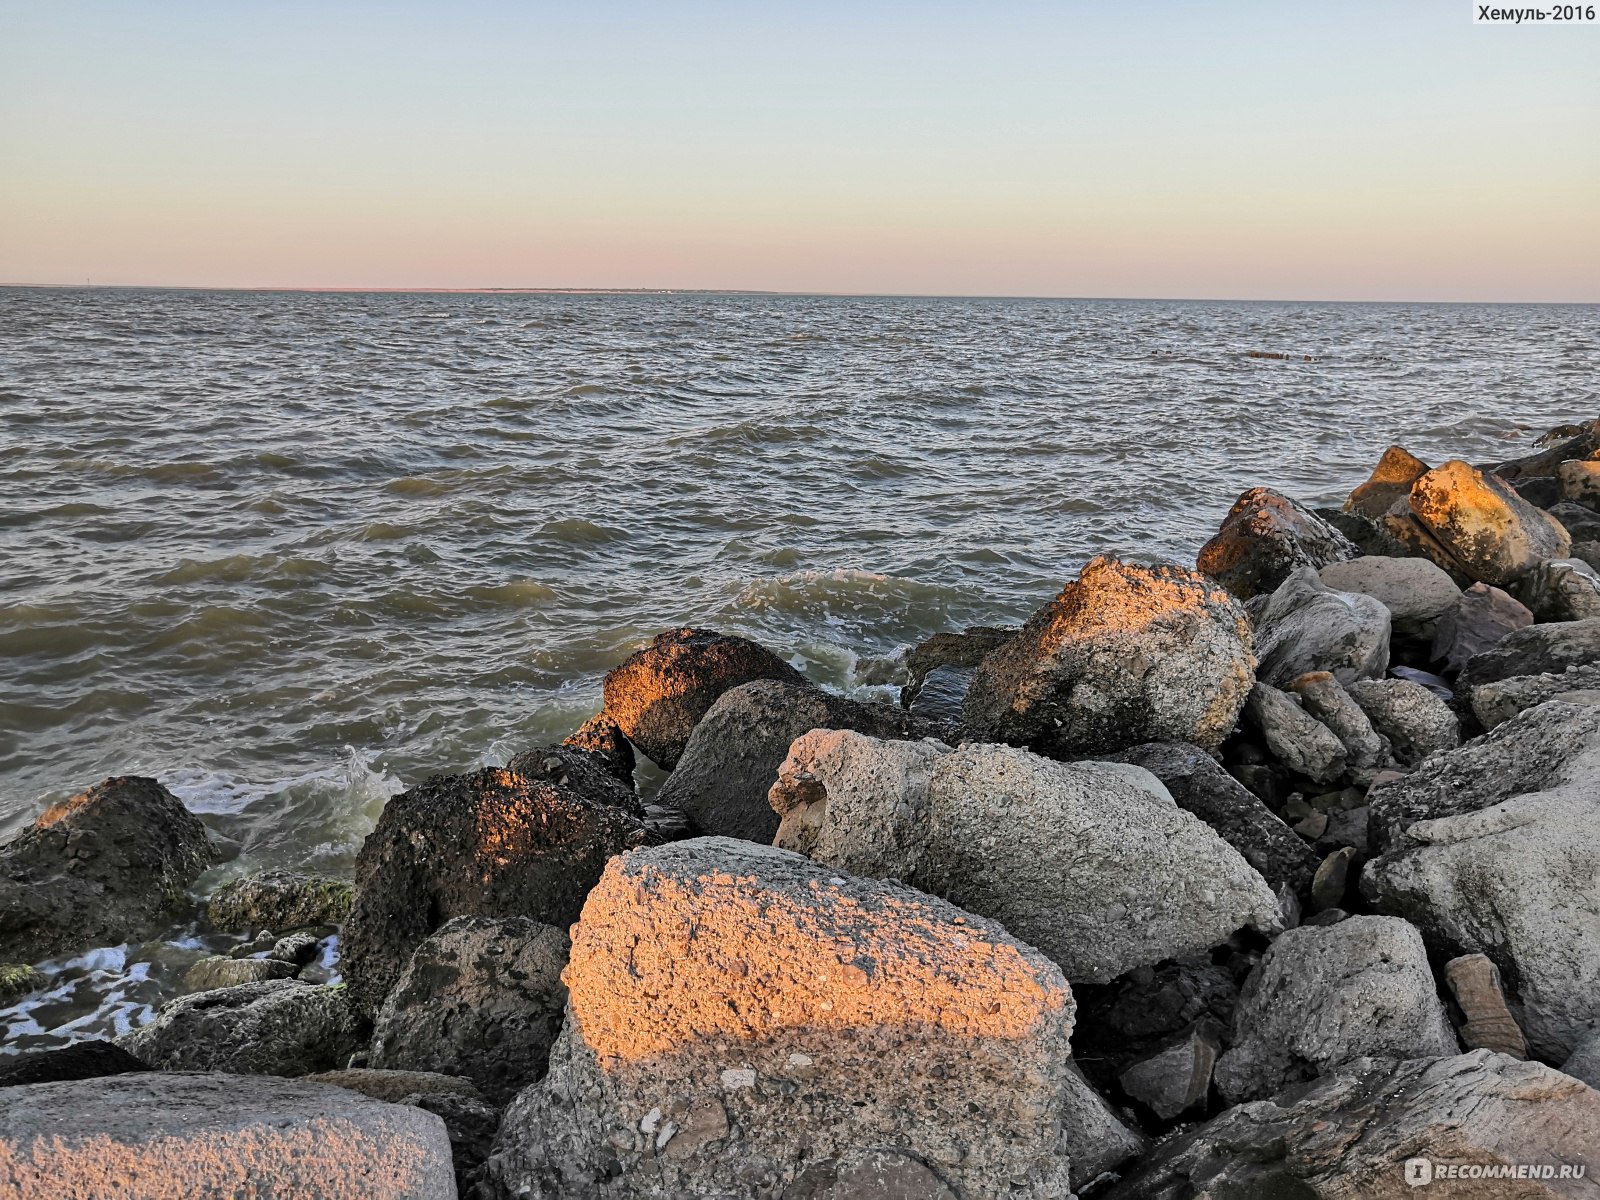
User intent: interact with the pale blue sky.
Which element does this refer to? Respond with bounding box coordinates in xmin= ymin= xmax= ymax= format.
xmin=2 ymin=1 xmax=1596 ymax=298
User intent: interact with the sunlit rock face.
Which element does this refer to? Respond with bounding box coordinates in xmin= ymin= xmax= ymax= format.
xmin=340 ymin=768 xmax=644 ymax=1018
xmin=0 ymin=776 xmax=216 ymax=964
xmin=1407 ymin=459 xmax=1572 ymax=587
xmin=483 ymin=839 xmax=1084 ymax=1198
xmin=601 ymin=627 xmax=808 ymax=770
xmin=962 ymin=556 xmax=1256 ymax=758
xmin=1196 ymin=487 xmax=1357 ymax=600
xmin=1343 ymin=444 xmax=1431 ymax=521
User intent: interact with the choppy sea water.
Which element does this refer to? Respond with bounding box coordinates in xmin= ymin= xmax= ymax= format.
xmin=2 ymin=288 xmax=1596 ymax=1045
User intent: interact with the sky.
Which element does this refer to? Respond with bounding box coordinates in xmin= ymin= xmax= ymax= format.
xmin=1 ymin=1 xmax=1597 ymax=300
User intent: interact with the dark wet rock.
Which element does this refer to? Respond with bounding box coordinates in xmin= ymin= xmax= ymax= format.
xmin=0 ymin=776 xmax=216 ymax=964
xmin=205 ymin=867 xmax=353 ymax=933
xmin=1287 ymin=672 xmax=1390 ymax=786
xmin=601 ymin=627 xmax=807 ymax=769
xmin=370 ymin=915 xmax=569 ymax=1105
xmin=1493 ymin=420 xmax=1600 ymax=481
xmin=1431 ymin=582 xmax=1535 ymax=674
xmin=1071 ymin=956 xmax=1240 ymax=1094
xmin=1315 ymin=506 xmax=1412 ymax=558
xmin=1551 ymin=499 xmax=1600 ymax=542
xmin=0 ymin=1040 xmax=148 ymax=1088
xmin=118 ymin=979 xmax=363 ymax=1077
xmin=1250 ymin=566 xmax=1391 ymax=688
xmin=1105 ymin=1050 xmax=1599 ymax=1200
xmin=1391 ymin=663 xmax=1456 ymax=699
xmin=1310 ymin=846 xmax=1357 ymax=912
xmin=561 ymin=712 xmax=636 ymax=786
xmin=1407 ymin=459 xmax=1572 ymax=586
xmin=1214 ymin=916 xmax=1457 ymax=1103
xmin=964 ymin=555 xmax=1256 ymax=757
xmin=1106 ymin=742 xmax=1317 ymax=892
xmin=1343 ymin=444 xmax=1431 ymax=521
xmin=1346 ymin=677 xmax=1460 ymax=766
xmin=505 ymin=743 xmax=642 ymax=817
xmin=1445 ymin=953 xmax=1528 ymax=1059
xmin=341 ymin=766 xmax=643 ymax=1018
xmin=1196 ymin=487 xmax=1357 ymax=600
xmin=1117 ymin=1021 xmax=1221 ymax=1122
xmin=183 ymin=954 xmax=298 ymax=991
xmin=411 ymin=1090 xmax=501 ymax=1199
xmin=1242 ymin=682 xmax=1347 ymax=785
xmin=1513 ymin=472 xmax=1563 ymax=508
xmin=1471 ymin=664 xmax=1600 ymax=729
xmin=657 ymin=678 xmax=943 ymax=844
xmin=1227 ymin=762 xmax=1292 ymax=809
xmin=0 ymin=1071 xmax=455 ymax=1199
xmin=271 ymin=930 xmax=322 ymax=965
xmin=1318 ymin=554 xmax=1460 ymax=635
xmin=1459 ymin=616 xmax=1600 ymax=693
xmin=899 ymin=626 xmax=1016 ymax=716
xmin=1366 ymin=699 xmax=1600 ymax=852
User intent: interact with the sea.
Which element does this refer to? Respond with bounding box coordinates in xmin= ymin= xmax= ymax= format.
xmin=1 ymin=286 xmax=1595 ymax=1046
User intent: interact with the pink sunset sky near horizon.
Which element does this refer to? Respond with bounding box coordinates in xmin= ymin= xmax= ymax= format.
xmin=1 ymin=1 xmax=1597 ymax=302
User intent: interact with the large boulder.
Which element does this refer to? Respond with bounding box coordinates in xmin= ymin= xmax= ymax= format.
xmin=117 ymin=979 xmax=362 ymax=1077
xmin=205 ymin=867 xmax=352 ymax=933
xmin=601 ymin=627 xmax=807 ymax=769
xmin=370 ymin=916 xmax=569 ymax=1105
xmin=0 ymin=776 xmax=216 ymax=963
xmin=1106 ymin=1051 xmax=1599 ymax=1199
xmin=1431 ymin=581 xmax=1535 ymax=672
xmin=1364 ymin=782 xmax=1600 ymax=1061
xmin=341 ymin=767 xmax=643 ymax=1017
xmin=0 ymin=1072 xmax=455 ymax=1199
xmin=1250 ymin=566 xmax=1391 ymax=688
xmin=1407 ymin=459 xmax=1572 ymax=586
xmin=1317 ymin=554 xmax=1461 ymax=634
xmin=1343 ymin=444 xmax=1431 ymax=521
xmin=1471 ymin=664 xmax=1600 ymax=729
xmin=769 ymin=732 xmax=1280 ymax=983
xmin=1459 ymin=616 xmax=1600 ymax=692
xmin=1346 ymin=677 xmax=1461 ymax=766
xmin=1196 ymin=487 xmax=1357 ymax=600
xmin=483 ymin=838 xmax=1129 ymax=1198
xmin=963 ymin=555 xmax=1256 ymax=757
xmin=1517 ymin=557 xmax=1600 ymax=623
xmin=654 ymin=679 xmax=942 ymax=844
xmin=1366 ymin=699 xmax=1600 ymax=852
xmin=1213 ymin=916 xmax=1457 ymax=1102
xmin=1107 ymin=742 xmax=1318 ymax=892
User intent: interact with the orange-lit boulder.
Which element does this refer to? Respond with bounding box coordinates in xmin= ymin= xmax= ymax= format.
xmin=483 ymin=839 xmax=1141 ymax=1197
xmin=1342 ymin=444 xmax=1430 ymax=521
xmin=1197 ymin=487 xmax=1357 ymax=599
xmin=0 ymin=776 xmax=216 ymax=964
xmin=601 ymin=627 xmax=807 ymax=769
xmin=1407 ymin=459 xmax=1571 ymax=586
xmin=962 ymin=556 xmax=1256 ymax=757
xmin=341 ymin=768 xmax=644 ymax=1017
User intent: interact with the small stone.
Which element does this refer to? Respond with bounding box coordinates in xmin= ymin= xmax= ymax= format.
xmin=1293 ymin=811 xmax=1328 ymax=840
xmin=1444 ymin=954 xmax=1527 ymax=1059
xmin=1117 ymin=1023 xmax=1220 ymax=1121
xmin=270 ymin=932 xmax=321 ymax=966
xmin=1311 ymin=847 xmax=1357 ymax=912
xmin=719 ymin=1068 xmax=756 ymax=1090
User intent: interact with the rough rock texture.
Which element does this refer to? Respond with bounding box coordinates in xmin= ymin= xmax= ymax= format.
xmin=301 ymin=1068 xmax=484 ymax=1104
xmin=1346 ymin=677 xmax=1461 ymax=766
xmin=899 ymin=626 xmax=1017 ymax=718
xmin=183 ymin=954 xmax=298 ymax=991
xmin=1518 ymin=557 xmax=1600 ymax=623
xmin=205 ymin=867 xmax=353 ymax=933
xmin=601 ymin=627 xmax=807 ymax=769
xmin=1364 ymin=783 xmax=1600 ymax=1061
xmin=1461 ymin=617 xmax=1600 ymax=693
xmin=1250 ymin=566 xmax=1391 ymax=688
xmin=117 ymin=979 xmax=363 ymax=1077
xmin=1318 ymin=555 xmax=1461 ymax=633
xmin=1445 ymin=953 xmax=1528 ymax=1059
xmin=0 ymin=1071 xmax=456 ymax=1200
xmin=1561 ymin=1030 xmax=1600 ymax=1089
xmin=655 ymin=678 xmax=942 ymax=844
xmin=1432 ymin=582 xmax=1535 ymax=672
xmin=1214 ymin=916 xmax=1457 ymax=1103
xmin=0 ymin=1040 xmax=148 ymax=1088
xmin=1408 ymin=459 xmax=1572 ymax=586
xmin=1288 ymin=672 xmax=1391 ymax=785
xmin=1242 ymin=682 xmax=1348 ymax=785
xmin=341 ymin=767 xmax=643 ymax=1017
xmin=369 ymin=915 xmax=569 ymax=1104
xmin=0 ymin=776 xmax=216 ymax=963
xmin=1472 ymin=664 xmax=1600 ymax=729
xmin=1106 ymin=1051 xmax=1599 ymax=1200
xmin=1196 ymin=487 xmax=1357 ymax=599
xmin=1365 ymin=699 xmax=1600 ymax=852
xmin=1493 ymin=419 xmax=1600 ymax=481
xmin=1559 ymin=456 xmax=1600 ymax=505
xmin=1106 ymin=742 xmax=1318 ymax=892
xmin=1343 ymin=444 xmax=1431 ymax=521
xmin=504 ymin=742 xmax=642 ymax=816
xmin=483 ymin=838 xmax=1122 ymax=1198
xmin=561 ymin=712 xmax=637 ymax=786
xmin=769 ymin=732 xmax=1280 ymax=983
xmin=1117 ymin=1023 xmax=1221 ymax=1122
xmin=963 ymin=555 xmax=1256 ymax=757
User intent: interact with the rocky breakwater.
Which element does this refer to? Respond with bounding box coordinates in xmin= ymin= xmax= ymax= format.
xmin=8 ymin=417 xmax=1600 ymax=1196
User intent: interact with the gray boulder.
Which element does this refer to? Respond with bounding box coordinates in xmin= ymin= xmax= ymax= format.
xmin=1287 ymin=671 xmax=1391 ymax=785
xmin=483 ymin=838 xmax=1129 ymax=1198
xmin=1561 ymin=1029 xmax=1600 ymax=1089
xmin=1107 ymin=742 xmax=1317 ymax=891
xmin=654 ymin=678 xmax=941 ymax=844
xmin=1106 ymin=1050 xmax=1599 ymax=1200
xmin=1346 ymin=677 xmax=1460 ymax=766
xmin=1318 ymin=555 xmax=1461 ymax=634
xmin=1459 ymin=616 xmax=1600 ymax=692
xmin=1250 ymin=566 xmax=1391 ymax=688
xmin=601 ymin=627 xmax=807 ymax=769
xmin=964 ymin=555 xmax=1256 ymax=757
xmin=1364 ymin=782 xmax=1600 ymax=1061
xmin=1117 ymin=1022 xmax=1221 ymax=1121
xmin=1472 ymin=664 xmax=1600 ymax=729
xmin=769 ymin=732 xmax=1280 ymax=983
xmin=118 ymin=979 xmax=363 ymax=1077
xmin=1196 ymin=487 xmax=1356 ymax=600
xmin=1242 ymin=682 xmax=1347 ymax=785
xmin=1431 ymin=581 xmax=1534 ymax=672
xmin=370 ymin=915 xmax=569 ymax=1104
xmin=1518 ymin=557 xmax=1600 ymax=623
xmin=0 ymin=776 xmax=216 ymax=963
xmin=205 ymin=867 xmax=352 ymax=932
xmin=0 ymin=1071 xmax=455 ymax=1199
xmin=1214 ymin=916 xmax=1457 ymax=1103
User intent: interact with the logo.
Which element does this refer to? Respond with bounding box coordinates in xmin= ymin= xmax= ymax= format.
xmin=1405 ymin=1158 xmax=1434 ymax=1187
